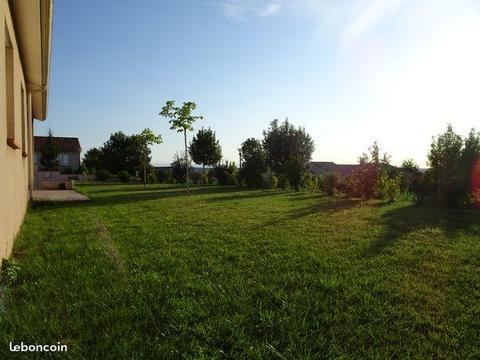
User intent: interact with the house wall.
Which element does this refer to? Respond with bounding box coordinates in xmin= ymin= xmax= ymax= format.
xmin=0 ymin=0 xmax=33 ymax=259
xmin=67 ymin=152 xmax=80 ymax=170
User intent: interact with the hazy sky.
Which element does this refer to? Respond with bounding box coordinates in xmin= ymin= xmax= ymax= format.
xmin=36 ymin=0 xmax=480 ymax=166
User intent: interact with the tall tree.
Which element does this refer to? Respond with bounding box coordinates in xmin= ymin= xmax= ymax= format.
xmin=82 ymin=147 xmax=103 ymax=172
xmin=189 ymin=127 xmax=222 ymax=173
xmin=135 ymin=128 xmax=162 ymax=187
xmin=239 ymin=138 xmax=266 ymax=187
xmin=40 ymin=129 xmax=59 ymax=170
xmin=160 ymin=101 xmax=203 ymax=192
xmin=101 ymin=131 xmax=144 ymax=175
xmin=262 ymin=118 xmax=315 ymax=171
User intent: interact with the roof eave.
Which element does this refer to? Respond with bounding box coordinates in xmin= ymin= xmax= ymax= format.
xmin=10 ymin=0 xmax=53 ymax=120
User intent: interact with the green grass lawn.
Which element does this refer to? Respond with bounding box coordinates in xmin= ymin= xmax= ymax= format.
xmin=1 ymin=184 xmax=479 ymax=359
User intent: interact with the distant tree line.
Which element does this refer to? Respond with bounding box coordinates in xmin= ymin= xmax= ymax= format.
xmin=82 ymin=99 xmax=479 ymax=208
xmin=82 ymin=128 xmax=161 ymax=186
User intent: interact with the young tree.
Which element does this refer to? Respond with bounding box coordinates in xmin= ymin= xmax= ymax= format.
xmin=348 ymin=142 xmax=391 ymax=199
xmin=189 ymin=127 xmax=222 ymax=173
xmin=40 ymin=129 xmax=59 ymax=170
xmin=160 ymin=101 xmax=203 ymax=192
xmin=135 ymin=128 xmax=162 ymax=187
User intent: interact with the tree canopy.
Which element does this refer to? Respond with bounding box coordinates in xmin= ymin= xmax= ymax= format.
xmin=262 ymin=119 xmax=315 ymax=171
xmin=189 ymin=128 xmax=222 ymax=169
xmin=159 ymin=101 xmax=203 ymax=133
xmin=428 ymin=124 xmax=480 ymax=206
xmin=82 ymin=128 xmax=161 ymax=176
xmin=239 ymin=138 xmax=266 ymax=187
xmin=82 ymin=147 xmax=103 ymax=171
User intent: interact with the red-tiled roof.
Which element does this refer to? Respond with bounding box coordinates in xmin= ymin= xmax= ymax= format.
xmin=34 ymin=136 xmax=81 ymax=153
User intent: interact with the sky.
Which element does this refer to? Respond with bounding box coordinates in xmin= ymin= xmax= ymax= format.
xmin=35 ymin=0 xmax=480 ymax=166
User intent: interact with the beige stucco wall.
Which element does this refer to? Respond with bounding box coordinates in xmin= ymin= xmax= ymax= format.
xmin=0 ymin=0 xmax=34 ymax=259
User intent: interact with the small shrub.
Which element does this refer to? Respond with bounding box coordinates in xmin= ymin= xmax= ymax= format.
xmin=322 ymin=172 xmax=341 ymax=195
xmin=411 ymin=172 xmax=435 ymax=203
xmin=201 ymin=173 xmax=210 ymax=185
xmin=1 ymin=259 xmax=20 ymax=284
xmin=379 ymin=174 xmax=401 ymax=202
xmin=171 ymin=153 xmax=192 ymax=184
xmin=213 ymin=162 xmax=238 ymax=186
xmin=277 ymin=173 xmax=291 ymax=190
xmin=305 ymin=173 xmax=319 ymax=192
xmin=118 ymin=170 xmax=131 ymax=183
xmin=96 ymin=169 xmax=111 ymax=182
xmin=347 ymin=163 xmax=379 ymax=199
xmin=271 ymin=175 xmax=279 ymax=189
xmin=396 ymin=191 xmax=416 ymax=202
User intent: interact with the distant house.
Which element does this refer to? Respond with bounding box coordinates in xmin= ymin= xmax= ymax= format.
xmin=34 ymin=136 xmax=82 ymax=171
xmin=310 ymin=161 xmax=360 ymax=177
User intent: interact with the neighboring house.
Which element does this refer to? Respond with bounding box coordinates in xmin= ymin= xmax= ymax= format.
xmin=0 ymin=0 xmax=53 ymax=259
xmin=34 ymin=136 xmax=82 ymax=171
xmin=310 ymin=161 xmax=360 ymax=177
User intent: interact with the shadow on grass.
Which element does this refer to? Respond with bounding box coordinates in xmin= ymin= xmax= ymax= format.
xmin=206 ymin=190 xmax=286 ymax=202
xmin=83 ymin=185 xmax=183 ymax=194
xmin=32 ymin=186 xmax=242 ymax=211
xmin=288 ymin=198 xmax=361 ymax=220
xmin=363 ymin=204 xmax=480 ymax=257
xmin=260 ymin=197 xmax=362 ymax=229
xmin=288 ymin=193 xmax=327 ymax=201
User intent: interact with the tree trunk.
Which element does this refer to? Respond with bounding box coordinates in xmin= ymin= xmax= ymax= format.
xmin=184 ymin=129 xmax=190 ymax=193
xmin=143 ymin=154 xmax=147 ymax=187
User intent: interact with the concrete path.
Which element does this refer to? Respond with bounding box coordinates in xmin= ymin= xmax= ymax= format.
xmin=32 ymin=190 xmax=89 ymax=202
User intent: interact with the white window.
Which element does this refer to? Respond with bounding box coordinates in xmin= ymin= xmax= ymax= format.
xmin=58 ymin=154 xmax=69 ymax=166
